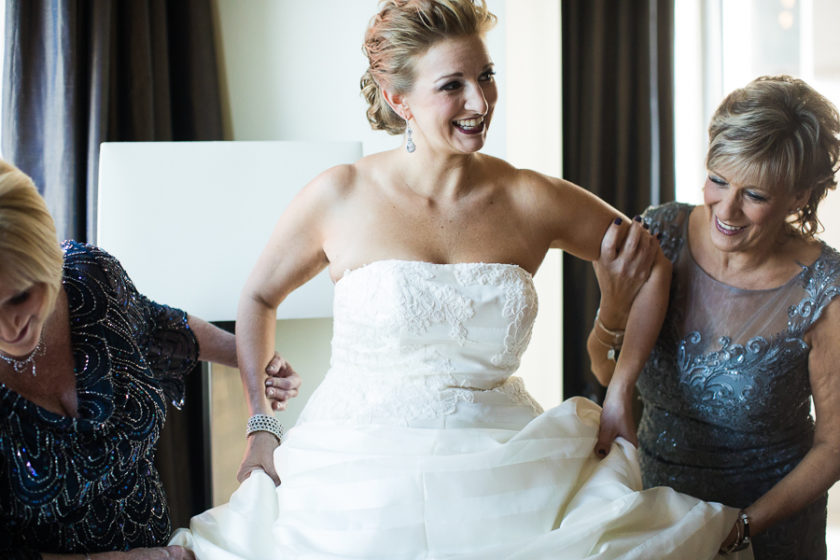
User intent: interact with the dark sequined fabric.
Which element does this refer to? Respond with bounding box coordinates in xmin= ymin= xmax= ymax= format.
xmin=0 ymin=241 xmax=199 ymax=558
xmin=638 ymin=202 xmax=838 ymax=559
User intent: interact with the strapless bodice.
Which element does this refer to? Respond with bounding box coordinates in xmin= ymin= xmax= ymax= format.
xmin=298 ymin=260 xmax=542 ymax=427
xmin=332 ymin=260 xmax=537 ymax=380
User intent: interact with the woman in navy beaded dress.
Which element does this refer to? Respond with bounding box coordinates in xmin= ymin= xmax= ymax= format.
xmin=589 ymin=76 xmax=840 ymax=558
xmin=0 ymin=159 xmax=298 ymax=559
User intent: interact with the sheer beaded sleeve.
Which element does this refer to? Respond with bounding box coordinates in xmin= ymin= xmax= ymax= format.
xmin=642 ymin=201 xmax=692 ymax=263
xmin=133 ymin=292 xmax=200 ymax=407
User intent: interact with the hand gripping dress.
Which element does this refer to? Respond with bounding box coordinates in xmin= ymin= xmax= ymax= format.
xmin=172 ymin=260 xmax=749 ymax=560
xmin=639 ymin=202 xmax=840 ymax=559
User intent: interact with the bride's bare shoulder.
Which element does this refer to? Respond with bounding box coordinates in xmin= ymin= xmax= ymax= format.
xmin=477 ymin=156 xmax=572 ymax=202
xmin=304 ymin=162 xmax=357 ymax=197
xmin=304 ymin=151 xmax=391 ymax=200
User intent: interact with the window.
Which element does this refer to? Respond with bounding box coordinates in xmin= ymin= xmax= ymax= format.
xmin=674 ymin=0 xmax=840 ymax=206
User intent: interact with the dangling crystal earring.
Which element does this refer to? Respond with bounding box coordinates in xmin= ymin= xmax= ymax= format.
xmin=405 ymin=125 xmax=416 ymax=153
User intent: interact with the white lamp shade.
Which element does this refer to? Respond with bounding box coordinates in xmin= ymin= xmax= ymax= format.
xmin=96 ymin=141 xmax=362 ymax=321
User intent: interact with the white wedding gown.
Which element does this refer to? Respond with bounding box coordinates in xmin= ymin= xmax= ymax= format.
xmin=171 ymin=261 xmax=752 ymax=559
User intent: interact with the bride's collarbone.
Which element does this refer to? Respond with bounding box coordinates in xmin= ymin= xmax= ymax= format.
xmin=325 ymin=200 xmax=538 ymax=273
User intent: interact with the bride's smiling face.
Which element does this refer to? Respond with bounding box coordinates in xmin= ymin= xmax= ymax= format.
xmin=401 ymin=34 xmax=497 ymax=155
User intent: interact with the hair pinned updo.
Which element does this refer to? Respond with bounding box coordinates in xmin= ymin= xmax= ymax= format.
xmin=360 ymin=0 xmax=496 ymax=135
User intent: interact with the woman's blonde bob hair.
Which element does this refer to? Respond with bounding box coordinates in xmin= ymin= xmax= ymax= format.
xmin=360 ymin=0 xmax=497 ymax=135
xmin=706 ymin=75 xmax=840 ymax=238
xmin=0 ymin=159 xmax=63 ymax=312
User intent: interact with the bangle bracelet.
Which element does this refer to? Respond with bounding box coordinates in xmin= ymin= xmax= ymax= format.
xmin=246 ymin=414 xmax=284 ymax=443
xmin=719 ymin=510 xmax=751 ymax=554
xmin=591 ymin=331 xmax=621 ymax=362
xmin=735 ymin=510 xmax=751 ymax=550
xmin=594 ymin=309 xmax=625 ymax=342
xmin=592 ymin=309 xmax=623 ymax=362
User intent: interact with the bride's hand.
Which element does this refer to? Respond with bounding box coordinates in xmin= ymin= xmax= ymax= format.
xmin=264 ymin=354 xmax=301 ymax=411
xmin=594 ymin=384 xmax=638 ymax=458
xmin=237 ymin=432 xmax=281 ymax=485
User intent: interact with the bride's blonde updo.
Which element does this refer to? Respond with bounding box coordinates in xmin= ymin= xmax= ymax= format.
xmin=360 ymin=0 xmax=496 ymax=135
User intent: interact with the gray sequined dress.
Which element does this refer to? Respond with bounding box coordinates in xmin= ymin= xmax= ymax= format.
xmin=638 ymin=202 xmax=840 ymax=559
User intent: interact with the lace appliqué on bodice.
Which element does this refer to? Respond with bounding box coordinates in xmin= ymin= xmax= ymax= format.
xmin=298 ymin=261 xmax=542 ymax=427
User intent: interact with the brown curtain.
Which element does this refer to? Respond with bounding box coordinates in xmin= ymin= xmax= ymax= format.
xmin=2 ymin=0 xmax=224 ymax=528
xmin=2 ymin=0 xmax=224 ymax=242
xmin=561 ymin=0 xmax=675 ymax=401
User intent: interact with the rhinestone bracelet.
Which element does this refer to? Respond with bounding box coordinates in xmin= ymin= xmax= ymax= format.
xmin=246 ymin=414 xmax=284 ymax=443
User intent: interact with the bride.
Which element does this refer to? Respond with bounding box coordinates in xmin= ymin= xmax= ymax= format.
xmin=172 ymin=1 xmax=750 ymax=558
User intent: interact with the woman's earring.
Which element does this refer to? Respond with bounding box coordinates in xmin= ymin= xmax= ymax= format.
xmin=406 ymin=125 xmax=416 ymax=153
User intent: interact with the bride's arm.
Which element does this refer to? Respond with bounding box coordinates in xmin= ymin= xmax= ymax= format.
xmin=235 ymin=166 xmax=346 ymax=485
xmin=530 ymin=173 xmax=670 ymax=455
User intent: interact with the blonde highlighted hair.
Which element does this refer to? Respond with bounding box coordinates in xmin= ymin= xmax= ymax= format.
xmin=0 ymin=159 xmax=63 ymax=311
xmin=360 ymin=0 xmax=497 ymax=135
xmin=706 ymin=75 xmax=840 ymax=238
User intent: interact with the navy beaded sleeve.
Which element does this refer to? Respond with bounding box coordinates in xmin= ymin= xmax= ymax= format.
xmin=0 ymin=241 xmax=199 ymax=557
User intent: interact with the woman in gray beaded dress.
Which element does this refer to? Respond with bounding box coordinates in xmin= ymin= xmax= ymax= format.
xmin=589 ymin=75 xmax=840 ymax=559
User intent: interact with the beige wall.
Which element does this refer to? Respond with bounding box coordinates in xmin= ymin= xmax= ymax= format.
xmin=504 ymin=1 xmax=563 ymax=410
xmin=211 ymin=0 xmax=507 ymax=157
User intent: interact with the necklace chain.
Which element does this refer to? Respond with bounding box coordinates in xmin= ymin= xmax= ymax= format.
xmin=0 ymin=338 xmax=45 ymax=376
